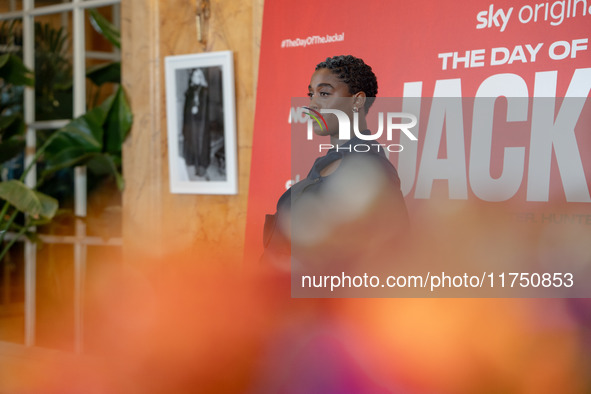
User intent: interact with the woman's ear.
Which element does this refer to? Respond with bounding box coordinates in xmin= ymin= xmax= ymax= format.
xmin=353 ymin=92 xmax=366 ymax=112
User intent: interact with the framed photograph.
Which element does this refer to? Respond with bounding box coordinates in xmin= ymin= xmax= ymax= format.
xmin=164 ymin=51 xmax=237 ymax=194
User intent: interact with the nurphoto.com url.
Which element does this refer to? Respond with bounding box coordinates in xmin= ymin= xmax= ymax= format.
xmin=299 ymin=271 xmax=575 ymax=293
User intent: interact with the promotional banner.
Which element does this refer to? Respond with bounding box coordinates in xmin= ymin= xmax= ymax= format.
xmin=246 ymin=0 xmax=591 ymax=296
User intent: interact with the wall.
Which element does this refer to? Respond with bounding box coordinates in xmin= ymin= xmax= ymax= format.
xmin=121 ymin=0 xmax=264 ymax=264
xmin=0 ymin=0 xmax=264 ymax=385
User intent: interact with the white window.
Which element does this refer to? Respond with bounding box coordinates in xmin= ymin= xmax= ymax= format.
xmin=0 ymin=0 xmax=122 ymax=354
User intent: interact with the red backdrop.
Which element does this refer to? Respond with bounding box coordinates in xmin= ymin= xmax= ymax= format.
xmin=245 ymin=0 xmax=591 ymax=261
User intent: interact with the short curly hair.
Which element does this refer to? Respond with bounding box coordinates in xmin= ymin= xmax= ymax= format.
xmin=315 ymin=55 xmax=378 ymax=113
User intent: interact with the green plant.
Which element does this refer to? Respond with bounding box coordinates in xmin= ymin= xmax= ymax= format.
xmin=40 ymin=85 xmax=131 ymax=191
xmin=0 ymin=53 xmax=58 ymax=260
xmin=1 ymin=9 xmax=132 ymax=260
xmin=86 ymin=9 xmax=121 ymax=107
xmin=34 ymin=21 xmax=73 ymax=121
xmin=38 ymin=9 xmax=131 ymax=194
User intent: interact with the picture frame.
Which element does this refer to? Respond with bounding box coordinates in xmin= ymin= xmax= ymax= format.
xmin=164 ymin=51 xmax=237 ymax=194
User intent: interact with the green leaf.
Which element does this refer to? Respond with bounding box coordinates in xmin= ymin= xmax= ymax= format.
xmin=41 ymin=87 xmax=131 ymax=169
xmin=0 ymin=54 xmax=34 ymax=87
xmin=86 ymin=153 xmax=124 ymax=190
xmin=0 ymin=54 xmax=9 ymax=69
xmin=43 ymin=147 xmax=94 ymax=174
xmin=0 ymin=138 xmax=25 ymax=163
xmin=36 ymin=190 xmax=59 ymax=219
xmin=87 ymin=62 xmax=121 ymax=86
xmin=104 ymin=86 xmax=133 ymax=154
xmin=0 ymin=113 xmax=24 ymax=140
xmin=88 ymin=95 xmax=113 ymax=128
xmin=88 ymin=9 xmax=120 ymax=49
xmin=24 ymin=230 xmax=42 ymax=245
xmin=50 ymin=114 xmax=104 ymax=153
xmin=0 ymin=180 xmax=58 ymax=219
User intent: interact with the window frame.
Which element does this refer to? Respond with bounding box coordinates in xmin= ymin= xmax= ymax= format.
xmin=0 ymin=0 xmax=122 ymax=354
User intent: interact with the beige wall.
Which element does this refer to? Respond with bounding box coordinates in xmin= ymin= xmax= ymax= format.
xmin=121 ymin=0 xmax=264 ymax=263
xmin=0 ymin=0 xmax=264 ymax=383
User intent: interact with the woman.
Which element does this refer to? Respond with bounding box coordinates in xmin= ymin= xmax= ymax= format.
xmin=263 ymin=55 xmax=409 ymax=271
xmin=182 ymin=68 xmax=211 ymax=177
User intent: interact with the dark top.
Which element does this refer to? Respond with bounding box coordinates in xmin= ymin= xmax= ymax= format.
xmin=262 ymin=131 xmax=409 ymax=269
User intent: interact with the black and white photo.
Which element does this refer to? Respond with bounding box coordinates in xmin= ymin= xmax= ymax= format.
xmin=165 ymin=51 xmax=237 ymax=194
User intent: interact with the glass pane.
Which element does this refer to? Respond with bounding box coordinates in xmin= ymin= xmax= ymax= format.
xmin=34 ymin=12 xmax=74 ymax=121
xmin=0 ymin=1 xmax=23 ymax=12
xmin=34 ymin=12 xmax=75 ymax=236
xmin=0 ymin=242 xmax=25 ymax=344
xmin=86 ymin=177 xmax=123 ymax=238
xmin=35 ymin=243 xmax=123 ymax=353
xmin=86 ymin=6 xmax=119 ymax=55
xmin=36 ymin=171 xmax=124 ymax=238
xmin=0 ymin=18 xmax=25 ymax=186
xmin=37 ymin=177 xmax=77 ymax=236
xmin=0 ymin=15 xmax=27 ymax=345
xmin=0 ymin=18 xmax=23 ymax=53
xmin=86 ymin=58 xmax=118 ymax=109
xmin=0 ymin=19 xmax=25 ymax=115
xmin=36 ymin=243 xmax=75 ymax=351
xmin=86 ymin=5 xmax=121 ymax=113
xmin=35 ymin=0 xmax=71 ymax=7
xmin=83 ymin=245 xmax=122 ymax=354
xmin=85 ymin=5 xmax=122 ymax=240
